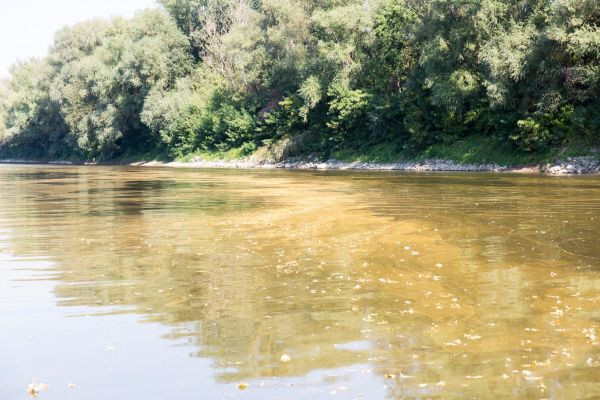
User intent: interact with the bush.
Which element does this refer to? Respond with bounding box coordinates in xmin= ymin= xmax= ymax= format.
xmin=326 ymin=83 xmax=372 ymax=147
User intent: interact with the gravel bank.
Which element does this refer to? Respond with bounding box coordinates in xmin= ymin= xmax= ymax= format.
xmin=3 ymin=156 xmax=600 ymax=174
xmin=540 ymin=156 xmax=600 ymax=175
xmin=140 ymin=155 xmax=600 ymax=175
xmin=158 ymin=158 xmax=508 ymax=172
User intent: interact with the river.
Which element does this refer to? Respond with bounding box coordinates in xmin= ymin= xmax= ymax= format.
xmin=0 ymin=164 xmax=599 ymax=399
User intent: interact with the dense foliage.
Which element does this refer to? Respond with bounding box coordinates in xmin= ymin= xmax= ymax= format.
xmin=1 ymin=0 xmax=599 ymax=161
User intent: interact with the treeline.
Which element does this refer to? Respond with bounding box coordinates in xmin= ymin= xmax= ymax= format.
xmin=1 ymin=0 xmax=599 ymax=161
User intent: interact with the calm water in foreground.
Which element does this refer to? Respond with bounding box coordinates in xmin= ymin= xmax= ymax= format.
xmin=1 ymin=164 xmax=599 ymax=399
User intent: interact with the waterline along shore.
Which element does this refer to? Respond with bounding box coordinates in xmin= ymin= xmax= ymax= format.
xmin=2 ymin=156 xmax=600 ymax=175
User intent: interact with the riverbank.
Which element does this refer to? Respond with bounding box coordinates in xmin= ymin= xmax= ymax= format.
xmin=138 ymin=155 xmax=600 ymax=174
xmin=2 ymin=155 xmax=600 ymax=175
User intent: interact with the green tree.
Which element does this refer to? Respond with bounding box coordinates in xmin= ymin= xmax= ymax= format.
xmin=0 ymin=59 xmax=69 ymax=158
xmin=49 ymin=10 xmax=193 ymax=158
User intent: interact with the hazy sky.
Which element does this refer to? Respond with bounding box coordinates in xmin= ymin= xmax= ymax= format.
xmin=0 ymin=0 xmax=159 ymax=77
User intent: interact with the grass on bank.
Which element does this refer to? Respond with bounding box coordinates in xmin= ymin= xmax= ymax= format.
xmin=331 ymin=135 xmax=599 ymax=166
xmin=4 ymin=135 xmax=596 ymax=167
xmin=176 ymin=147 xmax=250 ymax=163
xmin=170 ymin=135 xmax=600 ymax=166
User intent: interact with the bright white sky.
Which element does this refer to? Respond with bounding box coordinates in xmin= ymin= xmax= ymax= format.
xmin=0 ymin=0 xmax=159 ymax=77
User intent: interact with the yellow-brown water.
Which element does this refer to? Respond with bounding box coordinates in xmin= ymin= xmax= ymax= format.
xmin=1 ymin=164 xmax=599 ymax=399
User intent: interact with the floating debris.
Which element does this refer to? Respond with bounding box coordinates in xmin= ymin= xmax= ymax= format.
xmin=444 ymin=339 xmax=463 ymax=346
xmin=27 ymin=382 xmax=48 ymax=398
xmin=238 ymin=382 xmax=249 ymax=390
xmin=464 ymin=334 xmax=481 ymax=340
xmin=280 ymin=354 xmax=291 ymax=363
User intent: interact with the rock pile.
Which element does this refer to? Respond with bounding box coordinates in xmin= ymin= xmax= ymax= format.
xmin=543 ymin=157 xmax=600 ymax=175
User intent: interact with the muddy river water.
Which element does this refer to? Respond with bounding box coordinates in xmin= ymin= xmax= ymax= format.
xmin=0 ymin=164 xmax=599 ymax=399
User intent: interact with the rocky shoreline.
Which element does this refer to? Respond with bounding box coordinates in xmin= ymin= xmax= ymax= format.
xmin=2 ymin=156 xmax=599 ymax=175
xmin=138 ymin=155 xmax=600 ymax=175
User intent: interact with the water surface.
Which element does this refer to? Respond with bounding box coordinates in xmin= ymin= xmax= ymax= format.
xmin=1 ymin=165 xmax=599 ymax=399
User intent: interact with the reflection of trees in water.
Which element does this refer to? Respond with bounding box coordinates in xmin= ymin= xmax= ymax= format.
xmin=1 ymin=166 xmax=600 ymax=398
xmin=0 ymin=166 xmax=262 ymax=220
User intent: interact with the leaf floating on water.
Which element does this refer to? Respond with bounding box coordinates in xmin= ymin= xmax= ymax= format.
xmin=525 ymin=376 xmax=543 ymax=381
xmin=384 ymin=373 xmax=394 ymax=379
xmin=586 ymin=358 xmax=593 ymax=366
xmin=533 ymin=359 xmax=551 ymax=367
xmin=26 ymin=382 xmax=48 ymax=398
xmin=444 ymin=339 xmax=463 ymax=346
xmin=280 ymin=354 xmax=291 ymax=363
xmin=464 ymin=333 xmax=481 ymax=340
xmin=583 ymin=327 xmax=598 ymax=343
xmin=238 ymin=382 xmax=249 ymax=390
